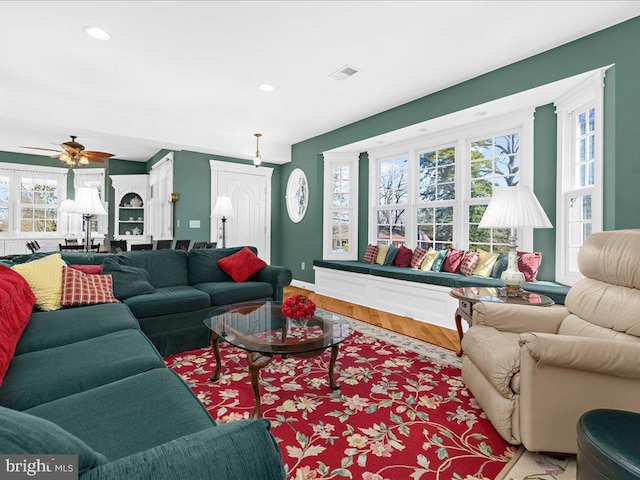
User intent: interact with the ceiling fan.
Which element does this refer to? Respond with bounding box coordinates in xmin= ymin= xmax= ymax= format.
xmin=21 ymin=135 xmax=115 ymax=166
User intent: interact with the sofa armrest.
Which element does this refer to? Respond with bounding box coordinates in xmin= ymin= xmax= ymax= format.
xmin=520 ymin=332 xmax=640 ymax=378
xmin=472 ymin=301 xmax=568 ymax=333
xmin=251 ymin=265 xmax=293 ymax=301
xmin=80 ymin=419 xmax=285 ymax=480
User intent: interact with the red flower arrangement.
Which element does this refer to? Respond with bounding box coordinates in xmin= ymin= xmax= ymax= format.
xmin=281 ymin=294 xmax=316 ymax=321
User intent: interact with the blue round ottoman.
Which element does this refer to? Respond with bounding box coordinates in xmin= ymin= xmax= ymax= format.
xmin=577 ymin=409 xmax=640 ymax=480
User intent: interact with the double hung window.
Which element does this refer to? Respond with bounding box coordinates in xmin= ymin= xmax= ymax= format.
xmin=365 ymin=111 xmax=533 ymax=255
xmin=555 ymin=72 xmax=605 ymax=284
xmin=0 ymin=163 xmax=67 ymax=236
xmin=322 ymin=153 xmax=359 ymax=260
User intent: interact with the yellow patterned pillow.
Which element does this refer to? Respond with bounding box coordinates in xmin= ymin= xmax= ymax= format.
xmin=473 ymin=249 xmax=500 ymax=277
xmin=420 ymin=248 xmax=439 ymax=271
xmin=375 ymin=245 xmax=390 ymax=265
xmin=11 ymin=254 xmax=66 ymax=311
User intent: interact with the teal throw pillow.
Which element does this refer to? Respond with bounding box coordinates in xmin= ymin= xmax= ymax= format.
xmin=491 ymin=253 xmax=509 ymax=278
xmin=383 ymin=245 xmax=400 ymax=266
xmin=0 ymin=406 xmax=108 ymax=474
xmin=431 ymin=248 xmax=450 ymax=272
xmin=102 ymin=258 xmax=156 ymax=300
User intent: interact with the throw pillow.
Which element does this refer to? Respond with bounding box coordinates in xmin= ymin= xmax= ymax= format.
xmin=11 ymin=253 xmax=66 ymax=311
xmin=473 ymin=249 xmax=500 ymax=277
xmin=102 ymin=258 xmax=156 ymax=300
xmin=459 ymin=251 xmax=480 ymax=276
xmin=491 ymin=253 xmax=509 ymax=278
xmin=60 ymin=266 xmax=118 ymax=307
xmin=362 ymin=245 xmax=379 ymax=264
xmin=69 ymin=264 xmax=103 ymax=275
xmin=0 ymin=406 xmax=107 ymax=475
xmin=0 ymin=266 xmax=36 ymax=386
xmin=409 ymin=247 xmax=428 ymax=269
xmin=375 ymin=245 xmax=390 ymax=265
xmin=442 ymin=247 xmax=465 ymax=273
xmin=217 ymin=246 xmax=267 ymax=282
xmin=393 ymin=246 xmax=413 ymax=268
xmin=383 ymin=245 xmax=400 ymax=266
xmin=517 ymin=251 xmax=542 ymax=282
xmin=431 ymin=248 xmax=449 ymax=272
xmin=420 ymin=248 xmax=439 ymax=271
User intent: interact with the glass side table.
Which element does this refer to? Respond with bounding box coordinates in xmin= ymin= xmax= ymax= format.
xmin=450 ymin=286 xmax=555 ymax=357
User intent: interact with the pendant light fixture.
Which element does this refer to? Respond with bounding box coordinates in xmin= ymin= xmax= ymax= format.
xmin=253 ymin=133 xmax=262 ymax=167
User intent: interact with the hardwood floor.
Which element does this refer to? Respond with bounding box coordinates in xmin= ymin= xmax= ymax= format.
xmin=284 ymin=285 xmax=461 ymax=353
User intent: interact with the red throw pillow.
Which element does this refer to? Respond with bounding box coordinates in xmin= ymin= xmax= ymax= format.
xmin=362 ymin=245 xmax=379 ymax=264
xmin=69 ymin=264 xmax=103 ymax=275
xmin=442 ymin=247 xmax=465 ymax=273
xmin=217 ymin=247 xmax=267 ymax=283
xmin=459 ymin=251 xmax=480 ymax=276
xmin=393 ymin=246 xmax=413 ymax=267
xmin=0 ymin=266 xmax=37 ymax=386
xmin=410 ymin=247 xmax=428 ymax=269
xmin=60 ymin=266 xmax=118 ymax=307
xmin=517 ymin=251 xmax=542 ymax=282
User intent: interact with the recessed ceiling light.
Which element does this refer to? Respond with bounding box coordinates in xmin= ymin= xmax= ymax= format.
xmin=417 ymin=128 xmax=428 ymax=132
xmin=258 ymin=83 xmax=274 ymax=92
xmin=474 ymin=111 xmax=488 ymax=117
xmin=84 ymin=26 xmax=111 ymax=41
xmin=375 ymin=140 xmax=384 ymax=144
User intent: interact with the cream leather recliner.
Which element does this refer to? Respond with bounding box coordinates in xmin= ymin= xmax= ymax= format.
xmin=461 ymin=229 xmax=640 ymax=454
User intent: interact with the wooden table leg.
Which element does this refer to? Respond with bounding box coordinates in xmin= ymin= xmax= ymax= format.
xmin=329 ymin=345 xmax=340 ymax=390
xmin=454 ymin=309 xmax=464 ymax=357
xmin=209 ymin=332 xmax=222 ymax=381
xmin=247 ymin=352 xmax=273 ymax=419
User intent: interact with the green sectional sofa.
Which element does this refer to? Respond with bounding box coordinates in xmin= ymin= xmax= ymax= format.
xmin=0 ymin=248 xmax=291 ymax=479
xmin=6 ymin=247 xmax=293 ymax=355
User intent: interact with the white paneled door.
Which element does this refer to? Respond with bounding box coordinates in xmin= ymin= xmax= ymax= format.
xmin=210 ymin=161 xmax=273 ymax=263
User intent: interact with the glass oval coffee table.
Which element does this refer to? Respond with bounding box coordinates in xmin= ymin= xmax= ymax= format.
xmin=204 ymin=300 xmax=353 ymax=418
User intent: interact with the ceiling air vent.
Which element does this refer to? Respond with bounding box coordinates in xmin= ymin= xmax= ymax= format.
xmin=329 ymin=64 xmax=359 ymax=81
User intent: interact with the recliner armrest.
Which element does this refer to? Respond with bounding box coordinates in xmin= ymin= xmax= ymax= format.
xmin=80 ymin=419 xmax=286 ymax=480
xmin=520 ymin=332 xmax=640 ymax=378
xmin=472 ymin=302 xmax=568 ymax=333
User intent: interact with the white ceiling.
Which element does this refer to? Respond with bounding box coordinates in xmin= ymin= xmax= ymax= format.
xmin=1 ymin=1 xmax=639 ymax=164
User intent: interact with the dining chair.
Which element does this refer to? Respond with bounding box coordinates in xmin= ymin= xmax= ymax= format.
xmin=155 ymin=239 xmax=173 ymax=250
xmin=192 ymin=241 xmax=207 ymax=249
xmin=130 ymin=243 xmax=154 ymax=251
xmin=174 ymin=239 xmax=190 ymax=251
xmin=110 ymin=240 xmax=127 ymax=253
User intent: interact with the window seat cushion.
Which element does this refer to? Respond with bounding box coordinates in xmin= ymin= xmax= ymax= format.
xmin=313 ymin=259 xmax=569 ymax=304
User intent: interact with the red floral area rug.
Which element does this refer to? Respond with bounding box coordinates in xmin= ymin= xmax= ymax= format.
xmin=165 ymin=327 xmax=517 ymax=480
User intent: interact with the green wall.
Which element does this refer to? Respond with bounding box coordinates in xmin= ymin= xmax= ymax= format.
xmin=146 ymin=149 xmax=281 ymax=248
xmin=276 ymin=15 xmax=640 ymax=283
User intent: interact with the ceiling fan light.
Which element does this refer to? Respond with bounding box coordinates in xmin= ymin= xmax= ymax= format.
xmin=79 ymin=155 xmax=90 ymax=166
xmin=59 ymin=152 xmax=71 ymax=164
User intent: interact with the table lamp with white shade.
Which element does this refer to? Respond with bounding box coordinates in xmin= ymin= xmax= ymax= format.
xmin=478 ymin=186 xmax=553 ymax=295
xmin=69 ymin=187 xmax=107 ymax=252
xmin=212 ymin=196 xmax=235 ymax=248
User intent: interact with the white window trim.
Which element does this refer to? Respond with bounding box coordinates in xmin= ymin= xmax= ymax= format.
xmin=367 ymin=108 xmax=535 ymax=251
xmin=0 ymin=162 xmax=68 ymax=237
xmin=555 ymin=69 xmax=607 ymax=285
xmin=322 ymin=152 xmax=359 ymax=260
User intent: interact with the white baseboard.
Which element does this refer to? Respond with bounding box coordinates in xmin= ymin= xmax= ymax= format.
xmin=290 ymin=279 xmax=316 ymax=291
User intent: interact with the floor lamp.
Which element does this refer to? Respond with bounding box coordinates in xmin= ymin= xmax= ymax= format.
xmin=69 ymin=187 xmax=107 ymax=252
xmin=212 ymin=196 xmax=235 ymax=248
xmin=478 ymin=186 xmax=552 ymax=295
